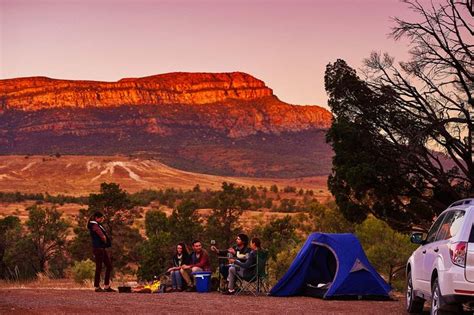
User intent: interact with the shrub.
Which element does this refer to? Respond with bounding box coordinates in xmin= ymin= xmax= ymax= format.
xmin=268 ymin=244 xmax=301 ymax=284
xmin=283 ymin=186 xmax=296 ymax=193
xmin=71 ymin=259 xmax=95 ymax=284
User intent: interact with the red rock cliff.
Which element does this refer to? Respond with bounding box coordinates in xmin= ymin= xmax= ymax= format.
xmin=0 ymin=72 xmax=332 ymax=137
xmin=1 ymin=72 xmax=274 ymax=110
xmin=0 ymin=72 xmax=333 ymax=177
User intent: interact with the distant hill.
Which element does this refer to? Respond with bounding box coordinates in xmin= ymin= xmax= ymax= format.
xmin=0 ymin=72 xmax=333 ymax=177
xmin=0 ymin=155 xmax=330 ymax=196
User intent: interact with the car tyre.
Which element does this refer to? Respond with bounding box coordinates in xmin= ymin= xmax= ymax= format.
xmin=430 ymin=278 xmax=461 ymax=315
xmin=406 ymin=270 xmax=424 ymax=313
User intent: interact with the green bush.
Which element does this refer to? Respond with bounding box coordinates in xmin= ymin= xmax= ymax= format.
xmin=71 ymin=259 xmax=95 ymax=284
xmin=267 ymin=244 xmax=301 ymax=284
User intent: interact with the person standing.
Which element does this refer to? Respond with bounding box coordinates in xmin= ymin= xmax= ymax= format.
xmin=87 ymin=212 xmax=116 ymax=292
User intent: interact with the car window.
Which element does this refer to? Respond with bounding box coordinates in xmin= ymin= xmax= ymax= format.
xmin=425 ymin=213 xmax=446 ymax=244
xmin=436 ymin=210 xmax=465 ymax=241
xmin=435 ymin=211 xmax=455 ymax=241
xmin=448 ymin=210 xmax=465 ymax=238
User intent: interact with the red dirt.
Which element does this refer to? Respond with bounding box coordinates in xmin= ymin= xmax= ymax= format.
xmin=0 ymin=289 xmax=407 ymax=314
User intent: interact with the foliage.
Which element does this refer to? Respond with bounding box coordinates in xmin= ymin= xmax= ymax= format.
xmin=307 ymin=201 xmax=355 ymax=234
xmin=270 ymin=184 xmax=279 ymax=193
xmin=283 ymin=186 xmax=297 ymax=193
xmin=207 ymin=182 xmax=250 ymax=245
xmin=267 ymin=244 xmax=301 ymax=285
xmin=71 ymin=259 xmax=96 ymax=284
xmin=137 ymin=210 xmax=173 ymax=280
xmin=0 ymin=216 xmax=25 ymax=279
xmin=88 ymin=182 xmax=136 ymax=236
xmin=0 ymin=192 xmax=87 ymax=204
xmin=168 ymin=199 xmax=204 ymax=245
xmin=254 ymin=215 xmax=300 ymax=261
xmin=2 ymin=237 xmax=39 ymax=280
xmin=25 ymin=205 xmax=70 ymax=274
xmin=70 ymin=183 xmax=143 ymax=274
xmin=276 ymin=198 xmax=297 ymax=212
xmin=356 ymin=216 xmax=417 ymax=284
xmin=325 ymin=0 xmax=473 ymax=231
xmin=68 ymin=208 xmax=94 ymax=262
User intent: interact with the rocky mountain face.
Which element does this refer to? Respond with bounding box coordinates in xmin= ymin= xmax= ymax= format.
xmin=0 ymin=72 xmax=333 ymax=177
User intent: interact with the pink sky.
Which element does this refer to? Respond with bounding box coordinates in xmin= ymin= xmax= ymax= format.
xmin=0 ymin=0 xmax=419 ymax=108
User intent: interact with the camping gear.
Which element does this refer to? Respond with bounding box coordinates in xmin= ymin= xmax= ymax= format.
xmin=192 ymin=271 xmax=212 ymax=293
xmin=118 ymin=286 xmax=132 ymax=293
xmin=270 ymin=233 xmax=391 ymax=299
xmin=235 ymin=250 xmax=270 ymax=296
xmin=131 ymin=280 xmax=161 ymax=293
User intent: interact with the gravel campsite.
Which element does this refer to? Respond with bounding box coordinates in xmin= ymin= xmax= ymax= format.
xmin=0 ymin=289 xmax=408 ymax=314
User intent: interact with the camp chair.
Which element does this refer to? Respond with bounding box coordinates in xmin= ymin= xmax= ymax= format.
xmin=235 ymin=250 xmax=270 ymax=296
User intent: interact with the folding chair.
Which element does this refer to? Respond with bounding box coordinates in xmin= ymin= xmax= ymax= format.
xmin=235 ymin=250 xmax=270 ymax=296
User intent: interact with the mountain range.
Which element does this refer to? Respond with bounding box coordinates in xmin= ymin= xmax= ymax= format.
xmin=0 ymin=72 xmax=333 ymax=177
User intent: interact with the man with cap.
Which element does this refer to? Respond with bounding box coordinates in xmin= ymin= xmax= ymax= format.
xmin=210 ymin=233 xmax=251 ymax=287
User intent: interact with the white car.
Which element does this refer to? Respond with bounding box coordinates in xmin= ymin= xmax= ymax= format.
xmin=406 ymin=198 xmax=474 ymax=314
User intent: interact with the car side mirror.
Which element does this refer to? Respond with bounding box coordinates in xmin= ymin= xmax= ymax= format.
xmin=410 ymin=232 xmax=425 ymax=245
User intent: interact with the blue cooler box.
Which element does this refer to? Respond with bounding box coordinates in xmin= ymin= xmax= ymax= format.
xmin=192 ymin=271 xmax=212 ymax=293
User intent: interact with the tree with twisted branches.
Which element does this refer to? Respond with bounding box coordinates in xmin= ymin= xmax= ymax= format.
xmin=326 ymin=0 xmax=473 ymax=230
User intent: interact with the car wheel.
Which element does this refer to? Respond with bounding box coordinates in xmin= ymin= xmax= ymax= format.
xmin=406 ymin=270 xmax=424 ymax=313
xmin=431 ymin=278 xmax=461 ymax=315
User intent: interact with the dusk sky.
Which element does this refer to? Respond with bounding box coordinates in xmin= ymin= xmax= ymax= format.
xmin=1 ymin=0 xmax=420 ymax=108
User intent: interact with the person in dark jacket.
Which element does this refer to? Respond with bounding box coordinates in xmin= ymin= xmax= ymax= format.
xmin=87 ymin=212 xmax=115 ymax=292
xmin=224 ymin=237 xmax=261 ymax=295
xmin=210 ymin=233 xmax=251 ymax=279
xmin=167 ymin=242 xmax=191 ymax=292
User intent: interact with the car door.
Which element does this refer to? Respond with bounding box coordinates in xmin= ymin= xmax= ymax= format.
xmin=418 ymin=213 xmax=447 ymax=293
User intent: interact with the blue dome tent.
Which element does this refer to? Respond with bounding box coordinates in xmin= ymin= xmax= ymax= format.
xmin=270 ymin=233 xmax=391 ymax=299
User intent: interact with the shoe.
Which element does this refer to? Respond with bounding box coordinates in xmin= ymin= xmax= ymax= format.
xmin=223 ymin=289 xmax=235 ymax=295
xmin=95 ymin=287 xmax=105 ymax=292
xmin=176 ymin=287 xmax=183 ymax=292
xmin=104 ymin=287 xmax=117 ymax=292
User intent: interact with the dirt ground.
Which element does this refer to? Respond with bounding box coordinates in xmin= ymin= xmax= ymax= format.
xmin=0 ymin=288 xmax=408 ymax=314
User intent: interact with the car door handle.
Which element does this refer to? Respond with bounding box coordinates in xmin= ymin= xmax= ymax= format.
xmin=434 ymin=248 xmax=439 ymax=252
xmin=422 ymin=250 xmax=426 ymax=254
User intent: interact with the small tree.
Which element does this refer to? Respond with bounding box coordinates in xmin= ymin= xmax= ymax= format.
xmin=270 ymin=185 xmax=279 ymax=193
xmin=169 ymin=199 xmax=204 ymax=245
xmin=254 ymin=215 xmax=300 ymax=261
xmin=207 ymin=182 xmax=250 ymax=245
xmin=88 ymin=182 xmax=136 ymax=238
xmin=137 ymin=210 xmax=173 ymax=280
xmin=70 ymin=183 xmax=143 ymax=273
xmin=25 ymin=205 xmax=70 ymax=274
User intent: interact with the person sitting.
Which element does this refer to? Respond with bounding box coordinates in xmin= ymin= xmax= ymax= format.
xmin=224 ymin=237 xmax=261 ymax=295
xmin=210 ymin=233 xmax=251 ymax=281
xmin=180 ymin=240 xmax=211 ymax=291
xmin=167 ymin=242 xmax=191 ymax=292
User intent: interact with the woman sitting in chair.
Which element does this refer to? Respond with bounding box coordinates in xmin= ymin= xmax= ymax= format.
xmin=167 ymin=242 xmax=191 ymax=292
xmin=224 ymin=237 xmax=261 ymax=295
